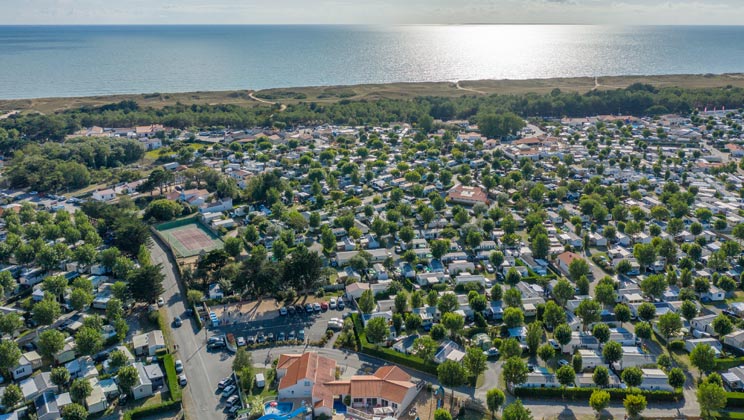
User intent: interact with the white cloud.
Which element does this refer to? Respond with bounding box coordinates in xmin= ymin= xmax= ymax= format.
xmin=2 ymin=0 xmax=744 ymax=24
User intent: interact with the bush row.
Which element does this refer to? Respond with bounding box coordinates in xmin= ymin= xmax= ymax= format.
xmin=351 ymin=313 xmax=438 ymax=376
xmin=726 ymin=392 xmax=744 ymax=408
xmin=714 ymin=412 xmax=744 ymax=420
xmin=162 ymin=354 xmax=182 ymax=402
xmin=513 ymin=386 xmax=682 ymax=402
xmin=716 ymin=357 xmax=744 ymax=371
xmin=123 ymin=399 xmax=182 ymax=420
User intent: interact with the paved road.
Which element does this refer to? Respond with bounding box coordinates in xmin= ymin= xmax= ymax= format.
xmin=151 ymin=236 xmax=230 ymax=420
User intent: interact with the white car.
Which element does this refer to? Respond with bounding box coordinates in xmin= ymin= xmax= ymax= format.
xmin=329 ymin=298 xmax=337 ymax=309
xmin=175 ymin=359 xmax=183 ymax=373
xmin=179 ymin=374 xmax=187 ymax=386
xmin=157 ymin=297 xmax=164 ymax=307
xmin=236 ymin=336 xmax=246 ymax=347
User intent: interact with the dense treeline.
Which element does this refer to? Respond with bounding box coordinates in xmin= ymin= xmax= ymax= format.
xmin=3 ymin=137 xmax=144 ymax=192
xmin=2 ymin=84 xmax=744 ymax=147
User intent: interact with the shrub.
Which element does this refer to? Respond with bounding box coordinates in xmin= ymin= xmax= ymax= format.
xmin=123 ymin=400 xmax=182 ymax=420
xmin=669 ymin=340 xmax=685 ymax=351
xmin=162 ymin=354 xmax=182 ymax=402
xmin=513 ymin=386 xmax=681 ymax=402
xmin=727 ymin=392 xmax=744 ymax=408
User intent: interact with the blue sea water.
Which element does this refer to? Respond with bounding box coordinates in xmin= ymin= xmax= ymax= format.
xmin=1 ymin=25 xmax=744 ymax=99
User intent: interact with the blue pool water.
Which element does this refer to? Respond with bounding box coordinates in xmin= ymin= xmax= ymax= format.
xmin=264 ymin=402 xmax=294 ymax=416
xmin=333 ymin=400 xmax=347 ymax=414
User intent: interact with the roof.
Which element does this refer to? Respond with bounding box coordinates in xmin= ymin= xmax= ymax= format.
xmin=556 ymin=251 xmax=582 ymax=266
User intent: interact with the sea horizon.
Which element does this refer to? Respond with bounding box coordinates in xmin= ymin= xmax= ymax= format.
xmin=2 ymin=24 xmax=744 ymax=99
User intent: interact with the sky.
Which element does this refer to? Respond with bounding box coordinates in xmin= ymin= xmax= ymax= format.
xmin=3 ymin=0 xmax=744 ymax=25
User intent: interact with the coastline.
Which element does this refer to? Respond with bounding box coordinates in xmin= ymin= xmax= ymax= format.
xmin=3 ymin=72 xmax=744 ymax=114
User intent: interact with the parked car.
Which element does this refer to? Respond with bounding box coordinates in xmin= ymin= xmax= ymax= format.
xmin=298 ymin=329 xmax=305 ymax=341
xmin=313 ymin=303 xmax=321 ymax=312
xmin=236 ymin=336 xmax=246 ymax=347
xmin=483 ymin=347 xmax=499 ymax=359
xmin=329 ymin=298 xmax=337 ymax=309
xmin=175 ymin=359 xmax=184 ymax=373
xmin=218 ymin=377 xmax=233 ymax=390
xmin=208 ymin=341 xmax=225 ymax=350
xmin=179 ymin=374 xmax=187 ymax=386
xmin=295 ymin=304 xmax=304 ymax=314
xmin=226 ymin=395 xmax=240 ymax=407
xmin=173 ymin=316 xmax=182 ymax=327
xmin=558 ymin=359 xmax=569 ymax=367
xmin=337 ymin=300 xmax=345 ymax=310
xmin=288 ymin=330 xmax=296 ymax=340
xmin=92 ymin=350 xmax=110 ymax=363
xmin=320 ymin=302 xmax=329 ymax=311
xmin=305 ymin=303 xmax=314 ymax=313
xmin=246 ymin=335 xmax=256 ymax=345
xmin=257 ymin=333 xmax=266 ymax=343
xmin=267 ymin=332 xmax=274 ymax=342
xmin=279 ymin=307 xmax=288 ymax=316
xmin=222 ymin=385 xmax=236 ymax=398
xmin=287 ymin=306 xmax=296 ymax=315
xmin=208 ymin=336 xmax=224 ymax=345
xmin=157 ymin=297 xmax=164 ymax=307
xmin=549 ymin=339 xmax=560 ymax=351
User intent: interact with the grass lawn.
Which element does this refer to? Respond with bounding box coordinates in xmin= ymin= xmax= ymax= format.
xmin=250 ymin=368 xmax=278 ymax=398
xmin=475 ymin=372 xmax=486 ymax=388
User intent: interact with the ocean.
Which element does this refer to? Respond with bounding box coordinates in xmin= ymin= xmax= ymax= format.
xmin=1 ymin=25 xmax=744 ymax=99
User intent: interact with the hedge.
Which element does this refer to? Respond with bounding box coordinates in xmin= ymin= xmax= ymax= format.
xmin=727 ymin=392 xmax=744 ymax=408
xmin=123 ymin=399 xmax=182 ymax=420
xmin=716 ymin=357 xmax=744 ymax=371
xmin=351 ymin=313 xmax=438 ymax=376
xmin=714 ymin=412 xmax=744 ymax=420
xmin=162 ymin=354 xmax=182 ymax=402
xmin=192 ymin=302 xmax=203 ymax=330
xmin=513 ymin=386 xmax=682 ymax=402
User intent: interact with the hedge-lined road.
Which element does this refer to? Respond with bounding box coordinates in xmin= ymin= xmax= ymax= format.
xmin=152 ymin=230 xmax=700 ymax=419
xmin=151 ymin=237 xmax=231 ymax=420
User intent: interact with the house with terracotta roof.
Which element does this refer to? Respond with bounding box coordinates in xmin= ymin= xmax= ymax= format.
xmin=276 ymin=353 xmax=419 ymax=417
xmin=555 ymin=251 xmax=583 ymax=276
xmin=447 ymin=184 xmax=488 ymax=206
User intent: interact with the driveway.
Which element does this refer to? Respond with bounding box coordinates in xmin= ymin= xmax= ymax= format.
xmin=151 ymin=235 xmax=230 ymax=420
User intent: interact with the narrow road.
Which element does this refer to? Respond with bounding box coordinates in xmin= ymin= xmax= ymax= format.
xmin=248 ymin=91 xmax=287 ymax=111
xmin=454 ymin=81 xmax=486 ymax=95
xmin=0 ymin=110 xmax=18 ymax=119
xmin=150 ymin=235 xmax=224 ymax=420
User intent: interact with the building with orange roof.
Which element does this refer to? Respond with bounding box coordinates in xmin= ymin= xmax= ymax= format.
xmin=276 ymin=352 xmax=420 ymax=417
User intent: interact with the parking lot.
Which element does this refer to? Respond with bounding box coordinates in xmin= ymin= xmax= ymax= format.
xmin=212 ymin=299 xmax=352 ymax=344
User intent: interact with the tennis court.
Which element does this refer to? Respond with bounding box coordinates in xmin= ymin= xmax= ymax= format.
xmin=157 ymin=220 xmax=223 ymax=258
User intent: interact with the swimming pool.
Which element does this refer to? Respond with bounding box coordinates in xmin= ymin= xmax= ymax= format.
xmin=264 ymin=402 xmax=294 ymax=416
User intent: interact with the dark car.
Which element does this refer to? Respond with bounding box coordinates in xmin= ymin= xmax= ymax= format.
xmin=295 ymin=305 xmax=304 ymax=314
xmin=287 ymin=306 xmax=296 ymax=315
xmin=92 ymin=350 xmax=111 ymax=363
xmin=208 ymin=341 xmax=226 ymax=350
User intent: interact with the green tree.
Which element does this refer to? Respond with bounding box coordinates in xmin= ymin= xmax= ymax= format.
xmin=503 ymin=307 xmax=525 ymax=328
xmin=359 ymin=289 xmax=376 ymax=314
xmin=602 ymin=341 xmax=623 ymax=367
xmin=526 ymin=321 xmax=542 ymax=356
xmin=38 ymin=329 xmax=66 ymax=359
xmin=712 ymin=313 xmax=734 ymax=336
xmin=442 ymin=312 xmax=465 ymax=339
xmin=697 ymin=381 xmax=727 ymax=419
xmin=543 ymin=300 xmax=566 ymax=329
xmin=556 ymin=365 xmax=576 ymax=390
xmin=0 ymin=340 xmax=22 ymax=378
xmin=623 ymin=394 xmax=647 ymax=419
xmin=504 ymin=287 xmax=522 ymax=308
xmin=593 ymin=366 xmax=610 ymax=387
xmin=634 ymin=322 xmax=652 ymax=341
xmin=33 ymin=297 xmax=61 ymax=326
xmin=434 ymin=409 xmax=452 ymax=420
xmin=486 ymin=388 xmax=506 ymax=418
xmin=128 ymin=264 xmax=165 ymax=303
xmin=668 ymin=367 xmax=685 ymax=389
xmin=412 ymin=336 xmax=438 ymax=362
xmin=633 ymin=243 xmax=657 ymax=272
xmin=552 ymin=279 xmax=574 ymax=306
xmin=117 ymin=365 xmax=139 ymax=395
xmin=589 ymin=389 xmax=610 ymax=415
xmin=531 ymin=233 xmax=550 ymax=259
xmin=690 ymin=344 xmax=716 ymax=377
xmin=75 ymin=326 xmax=103 ymax=356
xmin=538 ymin=344 xmax=555 ymax=366
xmin=464 ymin=346 xmax=487 ymax=385
xmin=505 ymin=267 xmax=521 ymax=285
xmin=500 ymin=338 xmax=523 ymax=359
xmin=640 ymin=274 xmax=667 ymax=300
xmin=62 ymin=402 xmax=89 ymax=420
xmin=394 ymin=290 xmax=409 ymax=313
xmin=657 ymin=312 xmax=682 ymax=344
xmin=576 ymin=299 xmax=601 ymax=330
xmin=232 ymin=348 xmax=253 ymax=374
xmin=70 ymin=378 xmax=93 ymax=404
xmin=680 ymin=300 xmax=698 ymax=322
xmin=637 ymin=302 xmax=656 ymax=321
xmin=437 ymin=293 xmax=459 ymax=314
xmin=502 ymin=356 xmax=529 ymax=391
xmin=365 ymin=317 xmax=389 ymax=345
xmin=622 ymin=367 xmax=643 ymax=388
xmin=437 ymin=359 xmax=467 ymax=406
xmin=144 ymin=199 xmax=182 ymax=221
xmin=554 ymin=323 xmax=573 ymax=347
xmin=51 ymin=366 xmax=71 ymax=388
xmin=592 ymin=323 xmax=611 ymax=344
xmin=502 ymin=399 xmax=533 ymax=420
xmin=109 ymin=349 xmax=129 ymax=372
xmin=1 ymin=383 xmax=22 ymax=410
xmin=70 ymin=288 xmax=93 ymax=311
xmin=568 ymin=258 xmax=590 ymax=281
xmin=0 ymin=313 xmax=23 ymax=337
